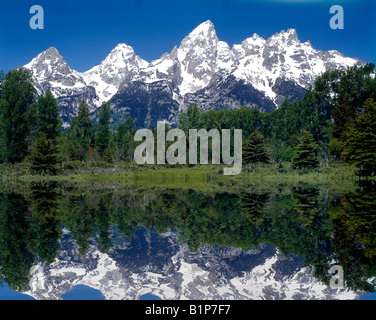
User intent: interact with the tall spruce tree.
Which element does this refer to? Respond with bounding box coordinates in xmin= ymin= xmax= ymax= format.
xmin=95 ymin=102 xmax=111 ymax=158
xmin=35 ymin=91 xmax=61 ymax=141
xmin=0 ymin=69 xmax=35 ymax=163
xmin=30 ymin=91 xmax=61 ymax=173
xmin=30 ymin=134 xmax=59 ymax=174
xmin=343 ymin=98 xmax=376 ymax=176
xmin=116 ymin=116 xmax=136 ymax=162
xmin=243 ymin=130 xmax=270 ymax=164
xmin=68 ymin=100 xmax=94 ymax=161
xmin=291 ymin=130 xmax=320 ymax=169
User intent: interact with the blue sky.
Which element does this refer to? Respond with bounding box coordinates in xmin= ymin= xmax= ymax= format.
xmin=0 ymin=0 xmax=374 ymax=73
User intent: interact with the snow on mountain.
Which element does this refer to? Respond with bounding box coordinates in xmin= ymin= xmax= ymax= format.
xmin=22 ymin=228 xmax=362 ymax=300
xmin=24 ymin=47 xmax=97 ymax=122
xmin=83 ymin=43 xmax=148 ymax=103
xmin=23 ymin=21 xmax=364 ymax=127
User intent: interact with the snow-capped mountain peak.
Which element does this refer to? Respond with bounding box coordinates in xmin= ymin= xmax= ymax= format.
xmin=83 ymin=43 xmax=148 ymax=103
xmin=180 ymin=20 xmax=218 ymax=48
xmin=24 ymin=47 xmax=79 ymax=83
xmin=24 ymin=46 xmax=91 ymax=115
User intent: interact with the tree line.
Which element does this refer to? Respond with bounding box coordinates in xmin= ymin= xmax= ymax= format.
xmin=178 ymin=63 xmax=376 ymax=175
xmin=0 ymin=63 xmax=375 ymax=176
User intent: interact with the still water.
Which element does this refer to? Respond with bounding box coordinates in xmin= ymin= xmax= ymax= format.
xmin=0 ymin=181 xmax=375 ymax=300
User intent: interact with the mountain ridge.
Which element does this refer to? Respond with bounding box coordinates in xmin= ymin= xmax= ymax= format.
xmin=23 ymin=20 xmax=364 ymax=128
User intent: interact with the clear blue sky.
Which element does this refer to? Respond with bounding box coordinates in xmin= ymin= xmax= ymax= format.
xmin=0 ymin=0 xmax=375 ymax=73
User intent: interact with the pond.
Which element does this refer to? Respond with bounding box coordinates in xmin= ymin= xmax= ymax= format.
xmin=0 ymin=180 xmax=375 ymax=300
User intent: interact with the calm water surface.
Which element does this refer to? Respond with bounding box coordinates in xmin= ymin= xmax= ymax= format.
xmin=0 ymin=181 xmax=375 ymax=300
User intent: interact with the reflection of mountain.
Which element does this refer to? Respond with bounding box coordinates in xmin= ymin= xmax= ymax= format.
xmin=24 ymin=228 xmax=360 ymax=300
xmin=1 ymin=184 xmax=375 ymax=299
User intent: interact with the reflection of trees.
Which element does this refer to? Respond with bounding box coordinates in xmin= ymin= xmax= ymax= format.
xmin=95 ymin=196 xmax=111 ymax=253
xmin=0 ymin=183 xmax=62 ymax=291
xmin=1 ymin=182 xmax=376 ymax=293
xmin=0 ymin=193 xmax=35 ymax=291
xmin=330 ymin=181 xmax=376 ymax=292
xmin=291 ymin=184 xmax=320 ymax=227
xmin=60 ymin=194 xmax=95 ymax=256
xmin=258 ymin=184 xmax=334 ymax=283
xmin=240 ymin=191 xmax=270 ymax=226
xmin=30 ymin=182 xmax=62 ymax=264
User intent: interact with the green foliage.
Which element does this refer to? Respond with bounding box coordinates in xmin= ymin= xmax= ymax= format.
xmin=291 ymin=130 xmax=320 ymax=169
xmin=35 ymin=91 xmax=61 ymax=141
xmin=30 ymin=134 xmax=59 ymax=174
xmin=179 ymin=104 xmax=201 ymax=132
xmin=115 ymin=116 xmax=136 ymax=162
xmin=243 ymin=130 xmax=270 ymax=164
xmin=343 ymin=98 xmax=376 ymax=176
xmin=328 ymin=137 xmax=343 ymax=160
xmin=95 ymin=102 xmax=111 ymax=157
xmin=0 ymin=69 xmax=36 ymax=163
xmin=332 ymin=63 xmax=376 ymax=140
xmin=66 ymin=100 xmax=95 ymax=161
xmin=103 ymin=147 xmax=113 ymax=163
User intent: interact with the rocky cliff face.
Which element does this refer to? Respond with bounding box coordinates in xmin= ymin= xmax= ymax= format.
xmin=24 ymin=21 xmax=363 ymax=128
xmin=23 ymin=228 xmax=361 ymax=300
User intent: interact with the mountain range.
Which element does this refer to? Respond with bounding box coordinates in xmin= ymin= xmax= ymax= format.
xmin=23 ymin=20 xmax=364 ymax=128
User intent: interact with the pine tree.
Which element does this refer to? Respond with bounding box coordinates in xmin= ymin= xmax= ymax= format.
xmin=291 ymin=130 xmax=320 ymax=169
xmin=103 ymin=147 xmax=113 ymax=163
xmin=95 ymin=102 xmax=111 ymax=158
xmin=243 ymin=130 xmax=270 ymax=164
xmin=30 ymin=134 xmax=59 ymax=174
xmin=0 ymin=69 xmax=35 ymax=163
xmin=342 ymin=98 xmax=376 ymax=176
xmin=68 ymin=100 xmax=94 ymax=161
xmin=35 ymin=91 xmax=61 ymax=141
xmin=178 ymin=104 xmax=200 ymax=132
xmin=116 ymin=116 xmax=136 ymax=162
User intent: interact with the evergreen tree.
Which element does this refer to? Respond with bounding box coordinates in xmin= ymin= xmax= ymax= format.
xmin=291 ymin=130 xmax=320 ymax=169
xmin=30 ymin=134 xmax=59 ymax=174
xmin=342 ymin=98 xmax=376 ymax=176
xmin=95 ymin=102 xmax=111 ymax=158
xmin=115 ymin=116 xmax=136 ymax=162
xmin=178 ymin=104 xmax=200 ymax=132
xmin=0 ymin=69 xmax=36 ymax=163
xmin=35 ymin=91 xmax=61 ymax=141
xmin=103 ymin=147 xmax=113 ymax=163
xmin=243 ymin=130 xmax=270 ymax=164
xmin=68 ymin=100 xmax=94 ymax=161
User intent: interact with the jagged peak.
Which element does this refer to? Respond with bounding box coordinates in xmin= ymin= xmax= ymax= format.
xmin=267 ymin=28 xmax=300 ymax=43
xmin=111 ymin=43 xmax=135 ymax=54
xmin=24 ymin=46 xmax=67 ymax=70
xmin=191 ymin=20 xmax=215 ymax=35
xmin=180 ymin=20 xmax=218 ymax=47
xmin=44 ymin=46 xmax=61 ymax=55
xmin=242 ymin=33 xmax=266 ymax=46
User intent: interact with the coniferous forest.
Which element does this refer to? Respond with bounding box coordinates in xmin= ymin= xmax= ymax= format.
xmin=0 ymin=63 xmax=375 ymax=180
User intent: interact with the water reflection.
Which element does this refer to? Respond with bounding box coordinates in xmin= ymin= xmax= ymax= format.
xmin=0 ymin=181 xmax=375 ymax=299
